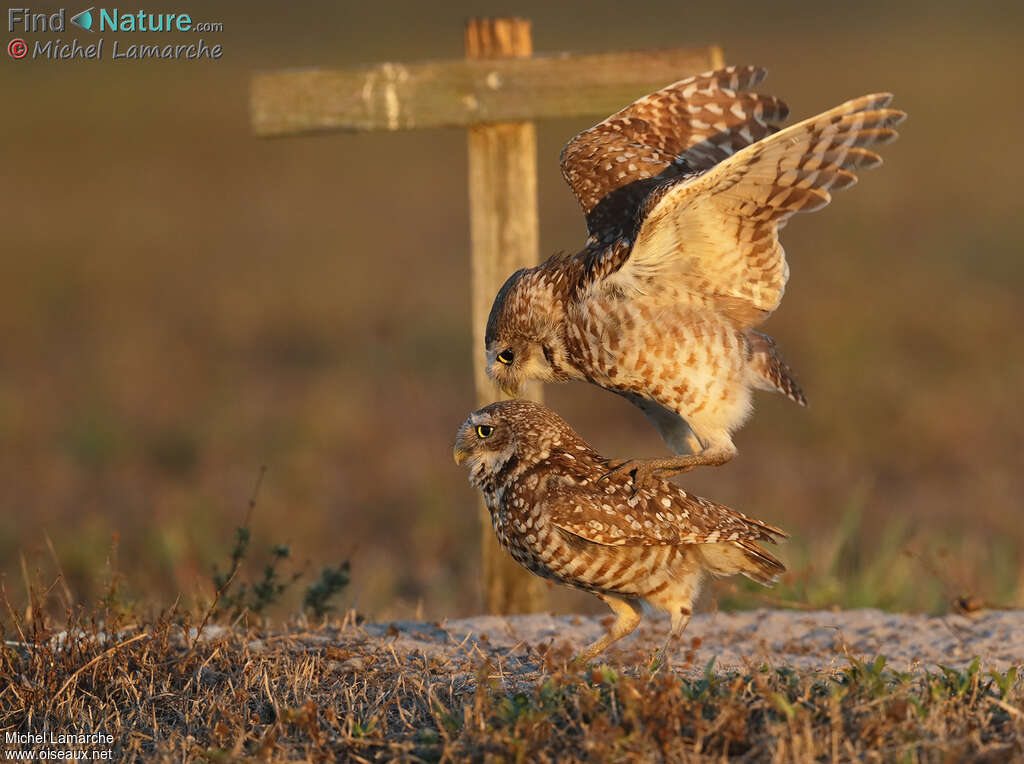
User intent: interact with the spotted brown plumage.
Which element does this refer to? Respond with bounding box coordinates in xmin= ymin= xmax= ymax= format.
xmin=484 ymin=66 xmax=905 ymax=484
xmin=453 ymin=399 xmax=788 ymax=663
xmin=561 ymin=65 xmax=790 ymax=243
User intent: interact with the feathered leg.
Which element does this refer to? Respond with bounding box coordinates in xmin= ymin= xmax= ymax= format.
xmin=574 ymin=594 xmax=643 ymax=664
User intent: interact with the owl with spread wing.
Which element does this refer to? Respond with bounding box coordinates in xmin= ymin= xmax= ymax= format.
xmin=484 ymin=66 xmax=905 ymax=484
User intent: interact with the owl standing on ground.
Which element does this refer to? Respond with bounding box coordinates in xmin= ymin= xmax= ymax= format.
xmin=484 ymin=66 xmax=905 ymax=484
xmin=453 ymin=399 xmax=787 ymax=663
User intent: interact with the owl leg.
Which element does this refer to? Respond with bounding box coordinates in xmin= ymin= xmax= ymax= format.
xmin=650 ymin=606 xmax=692 ymax=672
xmin=601 ymin=443 xmax=736 ymax=489
xmin=573 ymin=594 xmax=643 ymax=665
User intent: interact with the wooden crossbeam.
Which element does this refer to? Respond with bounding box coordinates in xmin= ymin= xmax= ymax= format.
xmin=251 ymin=45 xmax=723 ymax=137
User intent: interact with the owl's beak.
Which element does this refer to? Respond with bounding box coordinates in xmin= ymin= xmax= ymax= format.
xmin=486 ymin=360 xmax=519 ymax=397
xmin=453 ymin=444 xmax=470 ymax=465
xmin=454 ymin=428 xmax=473 ymax=464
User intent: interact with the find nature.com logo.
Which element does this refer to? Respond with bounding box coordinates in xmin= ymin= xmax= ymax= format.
xmin=8 ymin=7 xmax=224 ymax=60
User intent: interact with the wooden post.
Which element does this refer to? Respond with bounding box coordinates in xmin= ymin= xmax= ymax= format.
xmin=465 ymin=18 xmax=546 ymax=614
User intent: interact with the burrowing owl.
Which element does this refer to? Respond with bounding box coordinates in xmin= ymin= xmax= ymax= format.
xmin=484 ymin=66 xmax=905 ymax=484
xmin=453 ymin=399 xmax=787 ymax=663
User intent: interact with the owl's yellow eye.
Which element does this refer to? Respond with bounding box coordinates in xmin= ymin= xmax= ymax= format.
xmin=475 ymin=425 xmax=494 ymax=438
xmin=496 ymin=350 xmax=514 ymax=365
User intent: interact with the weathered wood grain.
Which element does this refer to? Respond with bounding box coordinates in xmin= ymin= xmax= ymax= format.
xmin=251 ymin=45 xmax=723 ymax=136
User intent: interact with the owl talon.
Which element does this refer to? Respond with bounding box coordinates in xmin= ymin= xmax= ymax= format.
xmin=597 ymin=459 xmax=626 ymax=483
xmin=598 ymin=460 xmax=647 ymax=490
xmin=599 ymin=459 xmax=670 ymax=491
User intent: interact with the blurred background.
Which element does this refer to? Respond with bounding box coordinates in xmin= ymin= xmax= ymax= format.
xmin=2 ymin=0 xmax=1021 ymax=621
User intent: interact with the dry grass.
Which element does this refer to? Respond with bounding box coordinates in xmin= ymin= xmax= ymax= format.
xmin=2 ymin=598 xmax=1022 ymax=762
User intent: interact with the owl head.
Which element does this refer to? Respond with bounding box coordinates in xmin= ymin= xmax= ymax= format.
xmin=484 ymin=268 xmax=568 ymax=395
xmin=453 ymin=399 xmax=581 ymax=487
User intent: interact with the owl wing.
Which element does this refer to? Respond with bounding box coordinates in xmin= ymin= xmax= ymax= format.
xmin=544 ymin=474 xmax=786 ymax=548
xmin=600 ymin=94 xmax=906 ymax=322
xmin=559 ymin=66 xmax=789 ymax=242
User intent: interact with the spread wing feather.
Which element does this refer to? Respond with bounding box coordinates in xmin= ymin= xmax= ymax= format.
xmin=559 ymin=66 xmax=790 ymax=241
xmin=610 ymin=94 xmax=906 ymax=320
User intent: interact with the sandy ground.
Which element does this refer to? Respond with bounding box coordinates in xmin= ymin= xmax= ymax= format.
xmin=354 ymin=609 xmax=1023 ymax=674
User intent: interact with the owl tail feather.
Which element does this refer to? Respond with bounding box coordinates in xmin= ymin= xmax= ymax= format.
xmin=700 ymin=540 xmax=786 ymax=586
xmin=746 ymin=331 xmax=807 ymax=406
